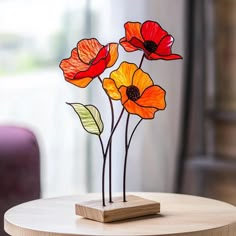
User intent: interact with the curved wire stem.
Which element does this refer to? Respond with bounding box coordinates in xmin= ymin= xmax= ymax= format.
xmin=108 ymin=97 xmax=114 ymax=203
xmin=98 ymin=76 xmax=115 ymax=203
xmin=105 ymin=108 xmax=125 ymax=158
xmin=123 ymin=54 xmax=145 ymax=202
xmin=98 ymin=103 xmax=124 ymax=206
xmin=123 ymin=113 xmax=130 ymax=202
xmin=123 ymin=116 xmax=142 ymax=202
xmin=98 ymin=135 xmax=106 ymax=206
xmin=139 ymin=53 xmax=145 ymax=68
xmin=128 ymin=119 xmax=143 ymax=149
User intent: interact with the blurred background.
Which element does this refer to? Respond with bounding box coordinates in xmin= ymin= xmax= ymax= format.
xmin=0 ymin=0 xmax=236 ymax=234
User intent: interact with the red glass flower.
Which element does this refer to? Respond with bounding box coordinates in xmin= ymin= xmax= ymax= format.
xmin=60 ymin=38 xmax=118 ymax=88
xmin=120 ymin=21 xmax=182 ymax=60
xmin=103 ymin=62 xmax=166 ymax=119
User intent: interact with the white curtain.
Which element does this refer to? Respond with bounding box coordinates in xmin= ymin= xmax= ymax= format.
xmin=0 ymin=0 xmax=185 ymax=197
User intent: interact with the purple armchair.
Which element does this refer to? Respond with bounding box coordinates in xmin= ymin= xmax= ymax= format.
xmin=0 ymin=126 xmax=40 ymax=236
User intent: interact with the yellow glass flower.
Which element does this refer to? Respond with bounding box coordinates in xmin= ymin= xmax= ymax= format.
xmin=103 ymin=62 xmax=166 ymax=119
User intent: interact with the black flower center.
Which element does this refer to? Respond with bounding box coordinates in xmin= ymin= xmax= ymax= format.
xmin=126 ymin=85 xmax=140 ymax=101
xmin=143 ymin=40 xmax=157 ymax=53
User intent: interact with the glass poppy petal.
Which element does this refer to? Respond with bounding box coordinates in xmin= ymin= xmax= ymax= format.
xmin=77 ymin=38 xmax=103 ymax=64
xmin=156 ymin=35 xmax=174 ymax=55
xmin=129 ymin=37 xmax=153 ymax=57
xmin=146 ymin=53 xmax=183 ymax=60
xmin=141 ymin=21 xmax=168 ymax=45
xmin=103 ymin=78 xmax=121 ymax=100
xmin=124 ymin=22 xmax=143 ymax=42
xmin=136 ymin=85 xmax=166 ymax=109
xmin=132 ymin=69 xmax=153 ymax=95
xmin=110 ymin=62 xmax=137 ymax=88
xmin=74 ymin=59 xmax=106 ymax=79
xmin=106 ymin=43 xmax=119 ymax=68
xmin=59 ymin=48 xmax=89 ymax=80
xmin=119 ymin=86 xmax=129 ymax=104
xmin=120 ymin=38 xmax=139 ymax=52
xmin=129 ymin=37 xmax=146 ymax=51
xmin=92 ymin=45 xmax=109 ymax=65
xmin=65 ymin=77 xmax=93 ymax=88
xmin=124 ymin=99 xmax=158 ymax=119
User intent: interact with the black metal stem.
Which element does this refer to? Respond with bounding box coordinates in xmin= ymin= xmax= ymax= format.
xmin=128 ymin=118 xmax=143 ymax=148
xmin=108 ymin=97 xmax=114 ymax=203
xmin=101 ymin=108 xmax=124 ymax=206
xmin=105 ymin=108 xmax=125 ymax=158
xmin=123 ymin=114 xmax=130 ymax=202
xmin=122 ymin=53 xmax=145 ymax=202
xmin=122 ymin=117 xmax=142 ymax=202
xmin=98 ymin=76 xmax=115 ymax=203
xmin=139 ymin=53 xmax=145 ymax=68
xmin=98 ymin=135 xmax=106 ymax=206
xmin=98 ymin=108 xmax=124 ymax=207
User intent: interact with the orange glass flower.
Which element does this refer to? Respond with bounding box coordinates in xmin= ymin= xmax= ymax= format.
xmin=60 ymin=38 xmax=118 ymax=88
xmin=120 ymin=21 xmax=182 ymax=60
xmin=103 ymin=62 xmax=166 ymax=119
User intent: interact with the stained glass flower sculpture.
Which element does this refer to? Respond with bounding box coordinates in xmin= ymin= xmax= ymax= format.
xmin=59 ymin=20 xmax=182 ymax=207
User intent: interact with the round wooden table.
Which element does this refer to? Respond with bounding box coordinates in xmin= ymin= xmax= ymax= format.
xmin=4 ymin=193 xmax=236 ymax=236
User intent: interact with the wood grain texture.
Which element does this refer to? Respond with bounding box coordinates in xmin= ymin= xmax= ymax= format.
xmin=4 ymin=192 xmax=236 ymax=236
xmin=75 ymin=195 xmax=160 ymax=222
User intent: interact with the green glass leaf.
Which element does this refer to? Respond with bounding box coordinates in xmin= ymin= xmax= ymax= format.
xmin=68 ymin=103 xmax=104 ymax=135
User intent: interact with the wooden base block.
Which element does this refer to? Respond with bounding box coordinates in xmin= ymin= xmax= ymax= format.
xmin=75 ymin=195 xmax=160 ymax=223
